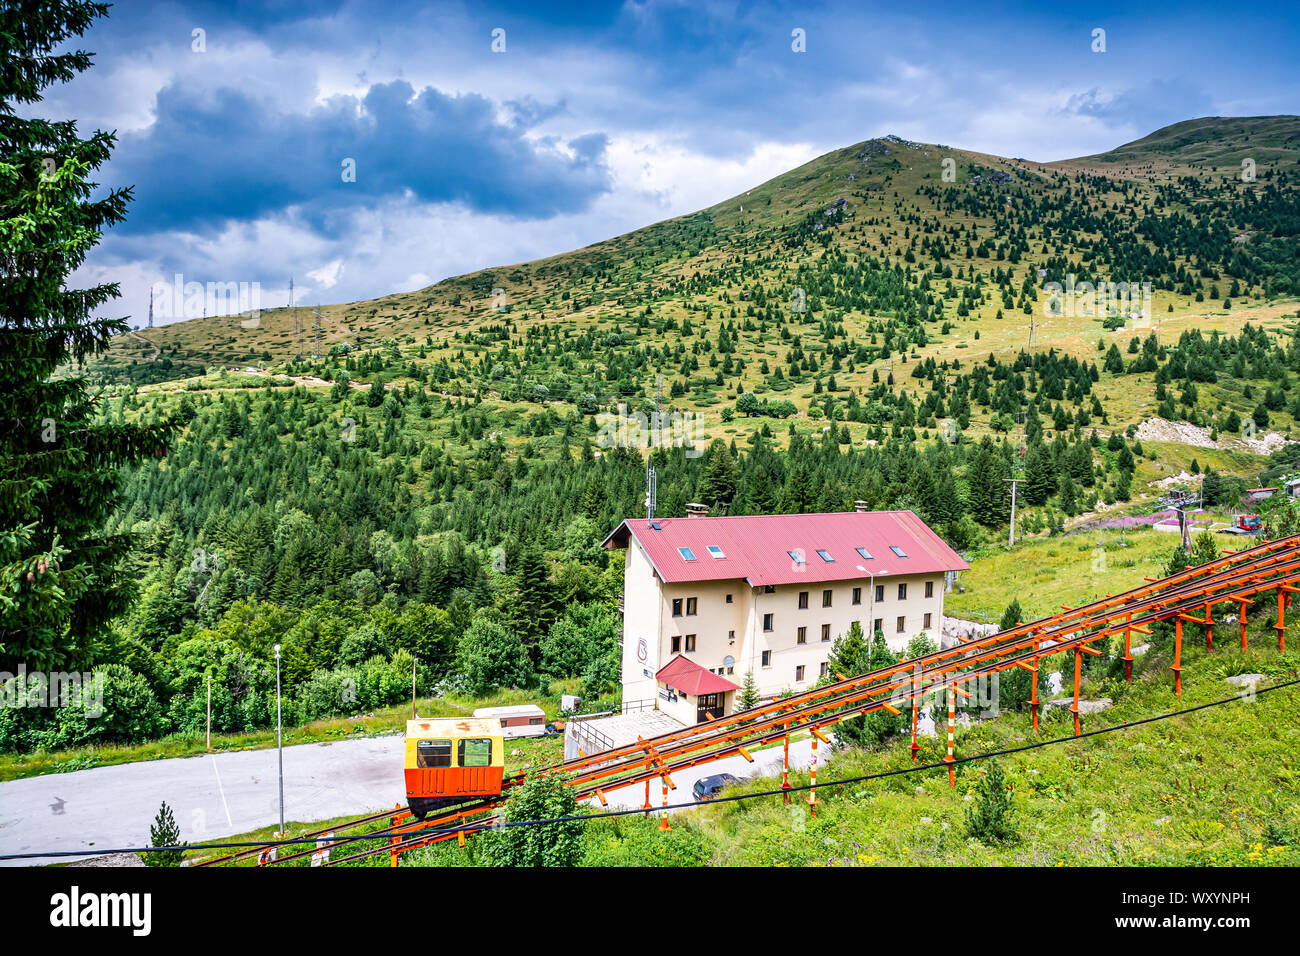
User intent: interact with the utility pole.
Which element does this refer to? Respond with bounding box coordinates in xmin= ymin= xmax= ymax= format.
xmin=274 ymin=643 xmax=284 ymax=836
xmin=411 ymin=655 xmax=417 ymax=720
xmin=206 ymin=674 xmax=211 ymax=752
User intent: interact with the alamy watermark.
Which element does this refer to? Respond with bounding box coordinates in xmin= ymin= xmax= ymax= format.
xmin=151 ymin=273 xmax=262 ymax=325
xmin=1042 ymin=275 xmax=1152 ymax=325
xmin=1 ymin=664 xmax=105 ymax=718
xmin=595 ymin=405 xmax=705 ymax=458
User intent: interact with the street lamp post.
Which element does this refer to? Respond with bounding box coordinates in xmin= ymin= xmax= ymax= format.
xmin=857 ymin=565 xmax=888 ymax=641
xmin=274 ymin=643 xmax=284 ymax=837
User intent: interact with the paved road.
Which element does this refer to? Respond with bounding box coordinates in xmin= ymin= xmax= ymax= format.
xmin=0 ymin=730 xmax=850 ymax=865
xmin=0 ymin=736 xmax=407 ymax=866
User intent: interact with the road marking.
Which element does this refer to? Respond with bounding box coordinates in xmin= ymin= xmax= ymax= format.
xmin=210 ymin=755 xmax=233 ymax=827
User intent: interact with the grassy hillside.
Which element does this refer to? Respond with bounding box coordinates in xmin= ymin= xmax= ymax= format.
xmin=13 ymin=116 xmax=1300 ymax=775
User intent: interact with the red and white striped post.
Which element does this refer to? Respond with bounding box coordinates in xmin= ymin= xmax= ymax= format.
xmin=808 ymin=730 xmax=819 ymax=818
xmin=945 ymin=681 xmax=956 ymax=789
xmin=659 ymin=774 xmax=671 ymax=831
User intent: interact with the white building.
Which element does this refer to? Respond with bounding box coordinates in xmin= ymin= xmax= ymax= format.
xmin=602 ymin=508 xmax=969 ymax=724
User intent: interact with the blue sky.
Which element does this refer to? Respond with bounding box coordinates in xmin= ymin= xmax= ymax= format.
xmin=49 ymin=0 xmax=1300 ymax=324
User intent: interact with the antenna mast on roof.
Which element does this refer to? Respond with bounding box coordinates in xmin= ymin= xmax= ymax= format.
xmin=147 ymin=289 xmax=153 ymax=330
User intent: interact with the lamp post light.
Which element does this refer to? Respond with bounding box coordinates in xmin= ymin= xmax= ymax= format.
xmin=274 ymin=643 xmax=284 ymax=837
xmin=857 ymin=565 xmax=888 ymax=641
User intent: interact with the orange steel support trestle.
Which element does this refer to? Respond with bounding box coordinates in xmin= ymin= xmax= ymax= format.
xmin=781 ymin=730 xmax=791 ymax=804
xmin=1173 ymin=616 xmax=1184 ymax=696
xmin=1070 ymin=646 xmax=1083 ymax=737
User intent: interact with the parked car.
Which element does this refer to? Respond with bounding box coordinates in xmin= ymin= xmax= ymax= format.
xmin=692 ymin=773 xmax=739 ymax=802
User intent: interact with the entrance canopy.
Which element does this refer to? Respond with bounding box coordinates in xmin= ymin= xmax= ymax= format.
xmin=655 ymin=655 xmax=740 ymax=697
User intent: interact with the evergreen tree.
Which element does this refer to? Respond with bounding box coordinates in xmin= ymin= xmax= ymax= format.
xmin=964 ymin=759 xmax=1018 ymax=845
xmin=511 ymin=542 xmax=560 ymax=650
xmin=0 ymin=0 xmax=177 ymax=670
xmin=737 ymin=669 xmax=760 ymax=711
xmin=143 ymin=799 xmax=185 ymax=867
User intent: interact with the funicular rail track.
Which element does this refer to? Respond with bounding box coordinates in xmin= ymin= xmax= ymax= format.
xmin=201 ymin=534 xmax=1300 ymax=867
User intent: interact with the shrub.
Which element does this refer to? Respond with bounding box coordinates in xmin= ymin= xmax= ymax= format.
xmin=964 ymin=759 xmax=1018 ymax=845
xmin=478 ymin=773 xmax=585 ymax=867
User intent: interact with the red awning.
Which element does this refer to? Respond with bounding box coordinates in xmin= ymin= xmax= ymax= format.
xmin=656 ymin=655 xmax=740 ymax=697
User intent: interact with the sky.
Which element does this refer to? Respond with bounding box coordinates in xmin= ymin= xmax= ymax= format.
xmin=43 ymin=0 xmax=1300 ymax=325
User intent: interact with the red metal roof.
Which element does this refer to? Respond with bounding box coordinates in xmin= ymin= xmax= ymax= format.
xmin=604 ymin=510 xmax=969 ymax=587
xmin=656 ymin=655 xmax=740 ymax=696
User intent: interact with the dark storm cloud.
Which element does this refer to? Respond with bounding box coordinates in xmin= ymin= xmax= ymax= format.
xmin=108 ymin=79 xmax=612 ymax=235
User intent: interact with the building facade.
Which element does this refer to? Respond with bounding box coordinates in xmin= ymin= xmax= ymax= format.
xmin=603 ymin=509 xmax=969 ymax=718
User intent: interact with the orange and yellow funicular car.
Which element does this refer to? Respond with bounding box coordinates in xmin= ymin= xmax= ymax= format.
xmin=404 ymin=717 xmax=505 ymax=819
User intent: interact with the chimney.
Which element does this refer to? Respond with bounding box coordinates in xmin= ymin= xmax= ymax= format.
xmin=854 ymin=500 xmax=868 ymax=513
xmin=685 ymin=502 xmax=709 ymax=517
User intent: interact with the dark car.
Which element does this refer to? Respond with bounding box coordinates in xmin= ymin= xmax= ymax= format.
xmin=692 ymin=773 xmax=739 ymax=802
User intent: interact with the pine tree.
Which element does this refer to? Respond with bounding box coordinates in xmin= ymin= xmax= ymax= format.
xmin=511 ymin=542 xmax=560 ymax=650
xmin=143 ymin=800 xmax=185 ymax=867
xmin=964 ymin=759 xmax=1018 ymax=844
xmin=738 ymin=670 xmax=760 ymax=711
xmin=1 ymin=0 xmax=177 ymax=671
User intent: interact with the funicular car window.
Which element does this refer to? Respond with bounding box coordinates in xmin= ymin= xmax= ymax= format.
xmin=459 ymin=738 xmax=493 ymax=767
xmin=416 ymin=739 xmax=452 ymax=768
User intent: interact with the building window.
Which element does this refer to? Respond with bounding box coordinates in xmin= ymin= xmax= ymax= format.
xmin=798 ymin=590 xmax=809 ymax=609
xmin=898 ymin=583 xmax=908 ymax=600
xmin=852 ymin=587 xmax=862 ymax=605
xmin=797 ymin=626 xmax=807 ymax=645
xmin=821 ymin=623 xmax=831 ymax=642
xmin=896 ymin=615 xmax=906 ymax=633
xmin=925 ymin=580 xmax=934 ymax=599
xmin=726 ymin=593 xmax=733 ymax=604
xmin=685 ymin=634 xmax=696 ymax=652
xmin=763 ymin=585 xmax=776 ymax=593
xmin=728 ymin=630 xmax=735 ymax=643
xmin=820 ymin=662 xmax=828 ymax=678
xmin=822 ymin=589 xmax=833 ymax=608
xmin=678 ymin=547 xmax=697 ymax=561
xmin=795 ymin=665 xmax=806 ymax=682
xmin=816 ymin=549 xmax=834 ymax=563
xmin=763 ymin=613 xmax=774 ymax=632
xmin=873 ymin=618 xmax=883 ymax=635
xmin=672 ymin=598 xmax=683 ymax=617
xmin=686 ymin=597 xmax=698 ymax=616
xmin=924 ymin=613 xmax=933 ymax=629
xmin=761 ymin=650 xmax=771 ymax=667
xmin=671 ymin=636 xmax=681 ymax=653
xmin=875 ymin=584 xmax=885 ymax=602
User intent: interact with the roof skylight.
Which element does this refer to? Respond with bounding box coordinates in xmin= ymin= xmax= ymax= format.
xmin=816 ymin=549 xmax=834 ymax=563
xmin=890 ymin=546 xmax=908 ymax=558
xmin=678 ymin=547 xmax=697 ymax=561
xmin=856 ymin=547 xmax=873 ymax=560
xmin=707 ymin=545 xmax=726 ymax=559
